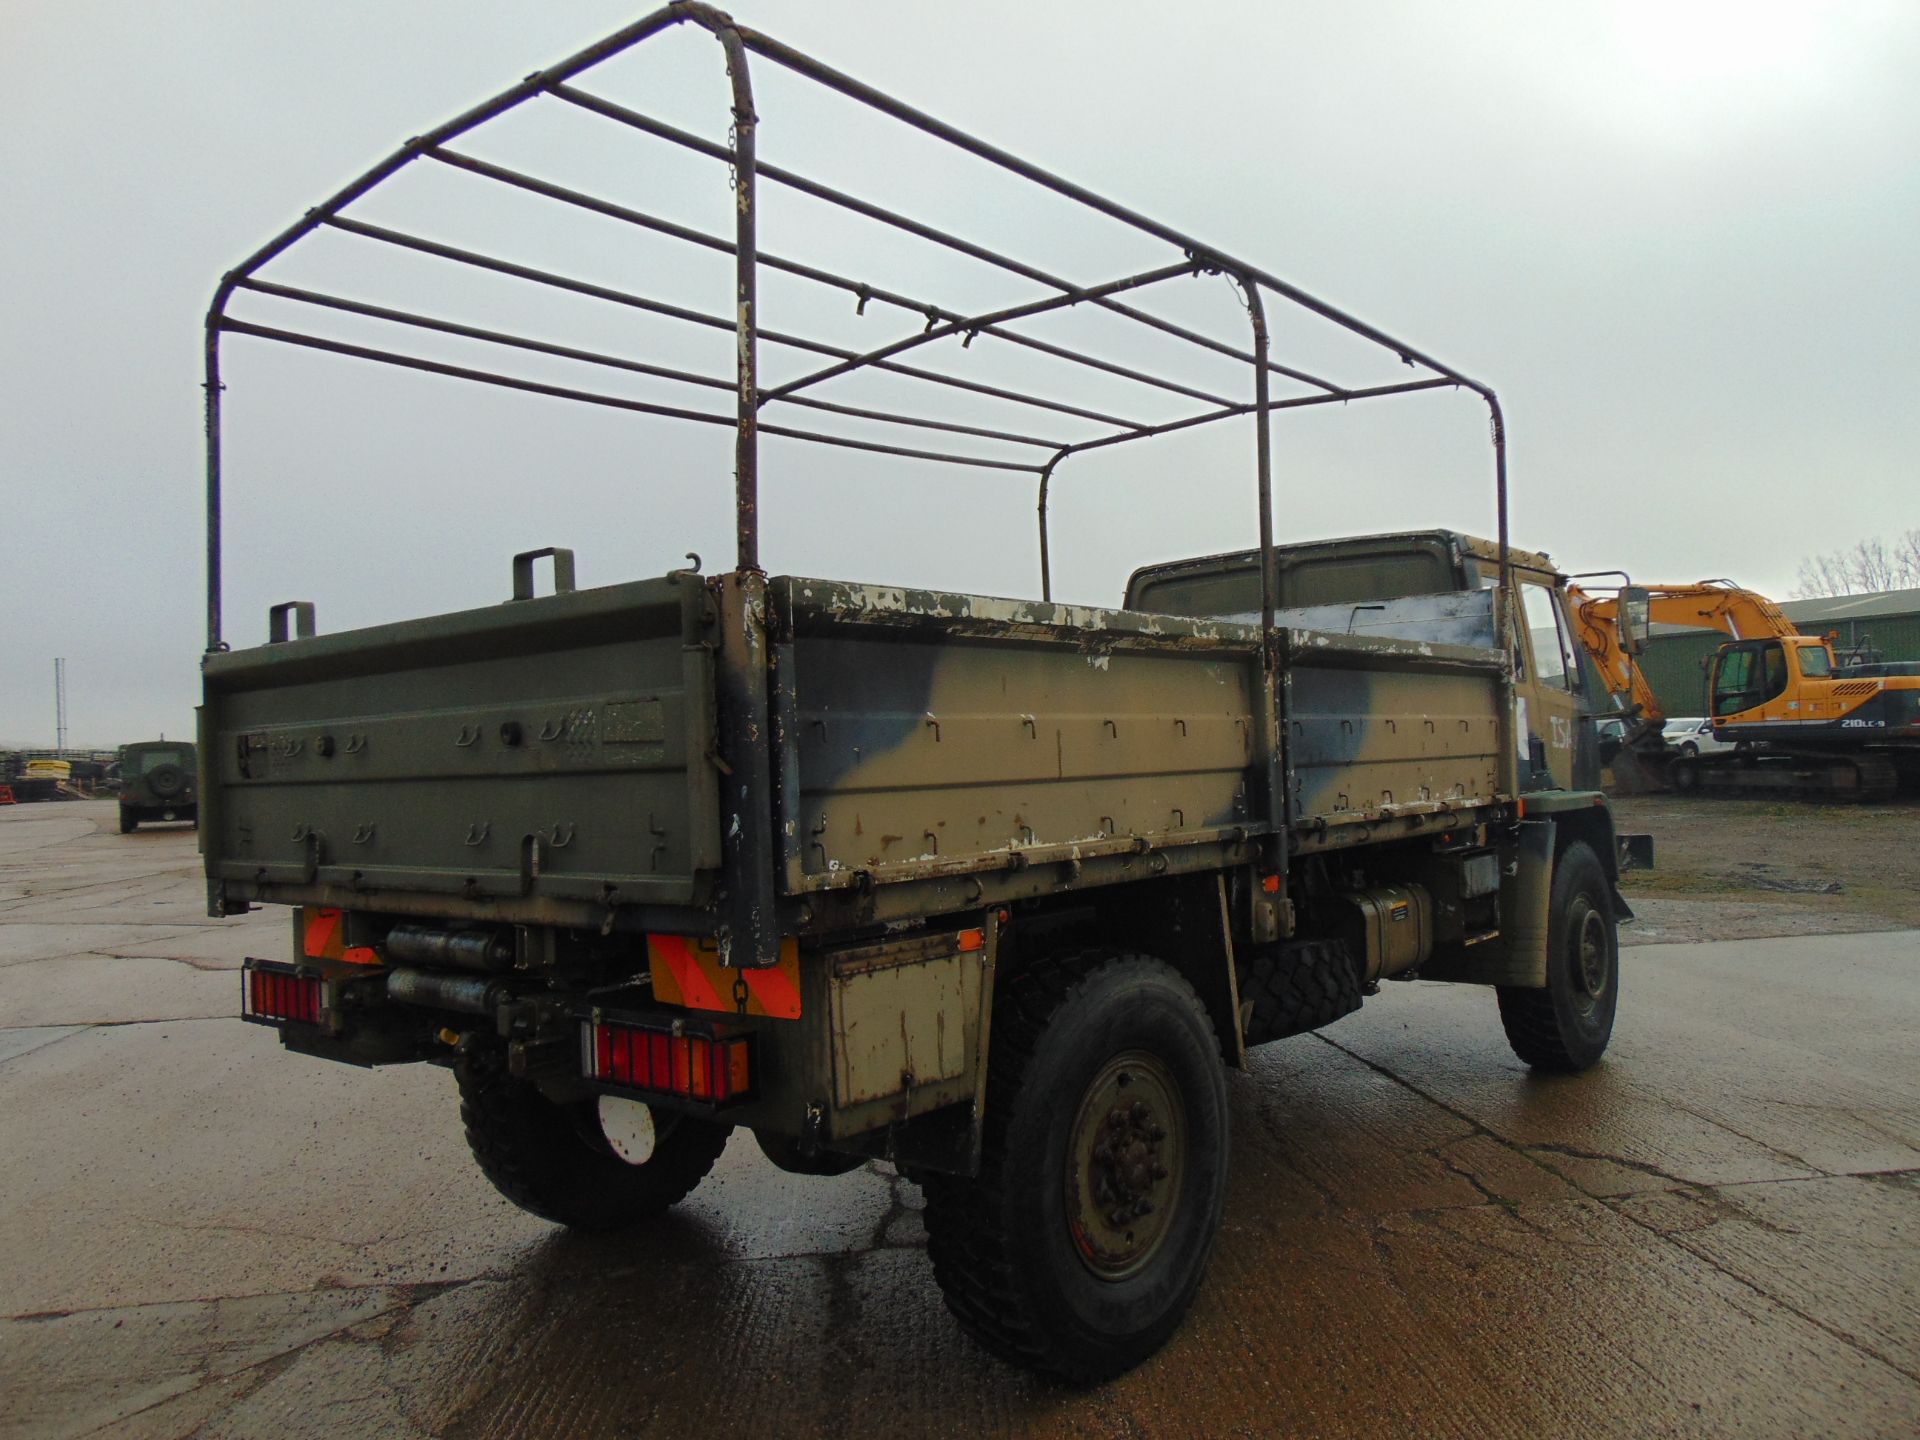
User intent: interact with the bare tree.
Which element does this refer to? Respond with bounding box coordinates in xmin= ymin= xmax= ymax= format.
xmin=1795 ymin=529 xmax=1920 ymax=597
xmin=1796 ymin=551 xmax=1849 ymax=598
xmin=1898 ymin=529 xmax=1920 ymax=584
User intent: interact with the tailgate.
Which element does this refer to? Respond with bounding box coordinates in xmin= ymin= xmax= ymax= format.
xmin=201 ymin=575 xmax=720 ymax=915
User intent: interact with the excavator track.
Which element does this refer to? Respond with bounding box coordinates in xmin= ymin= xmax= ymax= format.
xmin=1668 ymin=750 xmax=1901 ymax=804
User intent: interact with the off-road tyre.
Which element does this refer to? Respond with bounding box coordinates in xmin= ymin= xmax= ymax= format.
xmin=1497 ymin=842 xmax=1618 ymax=1072
xmin=920 ymin=952 xmax=1228 ymax=1384
xmin=117 ymin=811 xmax=136 ymax=834
xmin=1237 ymin=938 xmax=1361 ymax=1046
xmin=146 ymin=764 xmax=186 ymax=800
xmin=456 ymin=1061 xmax=730 ymax=1230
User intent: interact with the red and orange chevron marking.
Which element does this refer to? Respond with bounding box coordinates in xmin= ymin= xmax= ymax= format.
xmin=648 ymin=934 xmax=802 ymax=1019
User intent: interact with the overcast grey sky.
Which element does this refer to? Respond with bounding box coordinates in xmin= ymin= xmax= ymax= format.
xmin=4 ymin=1 xmax=1916 ymax=748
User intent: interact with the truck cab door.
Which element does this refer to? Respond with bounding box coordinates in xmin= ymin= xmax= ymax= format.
xmin=1514 ymin=577 xmax=1583 ymax=791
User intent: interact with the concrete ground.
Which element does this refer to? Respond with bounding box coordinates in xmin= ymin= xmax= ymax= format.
xmin=2 ymin=800 xmax=1917 ymax=1439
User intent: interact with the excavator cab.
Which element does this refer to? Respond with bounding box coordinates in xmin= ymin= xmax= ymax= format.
xmin=1709 ymin=641 xmax=1790 ymax=719
xmin=1711 ymin=638 xmax=1838 ymax=723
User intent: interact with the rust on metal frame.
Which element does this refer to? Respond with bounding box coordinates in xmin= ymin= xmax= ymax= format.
xmin=203 ymin=0 xmax=1507 ymax=632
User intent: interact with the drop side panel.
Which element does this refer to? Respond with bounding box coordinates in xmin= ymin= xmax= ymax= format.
xmin=772 ymin=580 xmax=1266 ymax=890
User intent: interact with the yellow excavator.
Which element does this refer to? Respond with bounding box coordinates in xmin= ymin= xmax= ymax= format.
xmin=1567 ymin=580 xmax=1920 ymax=802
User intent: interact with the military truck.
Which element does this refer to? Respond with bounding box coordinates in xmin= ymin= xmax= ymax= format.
xmin=199 ymin=6 xmax=1643 ymax=1381
xmin=118 ymin=741 xmax=199 ymax=831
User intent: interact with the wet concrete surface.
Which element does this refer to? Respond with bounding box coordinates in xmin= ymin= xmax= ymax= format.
xmin=2 ymin=800 xmax=1917 ymax=1438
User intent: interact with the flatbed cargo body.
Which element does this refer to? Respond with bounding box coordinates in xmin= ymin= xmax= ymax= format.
xmin=202 ymin=576 xmax=1511 ymax=934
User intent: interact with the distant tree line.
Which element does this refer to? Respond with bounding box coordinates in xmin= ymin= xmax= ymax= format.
xmin=1795 ymin=530 xmax=1920 ymax=598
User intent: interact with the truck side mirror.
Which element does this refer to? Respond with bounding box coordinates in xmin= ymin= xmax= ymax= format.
xmin=1617 ymin=586 xmax=1650 ymax=657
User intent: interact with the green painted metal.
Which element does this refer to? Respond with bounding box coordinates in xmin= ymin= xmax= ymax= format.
xmin=1635 ymin=633 xmax=1722 ymax=717
xmin=202 ymin=564 xmax=1520 ymax=938
xmin=202 ymin=574 xmax=722 ymax=925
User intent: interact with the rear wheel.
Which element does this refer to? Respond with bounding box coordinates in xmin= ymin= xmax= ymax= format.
xmin=117 ymin=811 xmax=136 ymax=834
xmin=921 ymin=952 xmax=1228 ymax=1383
xmin=1497 ymin=842 xmax=1618 ymax=1072
xmin=456 ymin=1060 xmax=730 ymax=1230
xmin=1678 ymin=741 xmax=1699 ymax=758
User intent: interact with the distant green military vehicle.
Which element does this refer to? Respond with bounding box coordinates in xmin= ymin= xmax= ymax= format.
xmin=118 ymin=741 xmax=198 ymax=832
xmin=198 ymin=8 xmax=1648 ymax=1383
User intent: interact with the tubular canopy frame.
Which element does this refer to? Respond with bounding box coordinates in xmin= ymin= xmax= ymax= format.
xmin=203 ymin=1 xmax=1512 ymax=659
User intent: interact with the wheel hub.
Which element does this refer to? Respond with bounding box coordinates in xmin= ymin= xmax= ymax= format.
xmin=1573 ymin=906 xmax=1610 ymax=1004
xmin=1066 ymin=1052 xmax=1184 ymax=1279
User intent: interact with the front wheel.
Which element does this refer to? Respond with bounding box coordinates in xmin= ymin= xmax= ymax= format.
xmin=1497 ymin=842 xmax=1619 ymax=1072
xmin=457 ymin=1061 xmax=731 ymax=1230
xmin=921 ymin=952 xmax=1228 ymax=1383
xmin=1678 ymin=741 xmax=1699 ymax=758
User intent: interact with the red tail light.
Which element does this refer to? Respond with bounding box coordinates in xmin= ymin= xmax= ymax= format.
xmin=583 ymin=1015 xmax=752 ymax=1106
xmin=243 ymin=962 xmax=325 ymax=1026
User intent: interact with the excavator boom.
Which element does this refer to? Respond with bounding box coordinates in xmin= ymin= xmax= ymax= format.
xmin=1570 ymin=581 xmax=1800 ymax=726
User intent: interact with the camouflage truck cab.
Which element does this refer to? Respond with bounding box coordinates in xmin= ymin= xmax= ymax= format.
xmin=1130 ymin=529 xmax=1621 ymax=798
xmin=198 ymin=7 xmax=1638 ymax=1386
xmin=117 ymin=740 xmax=198 ymax=832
